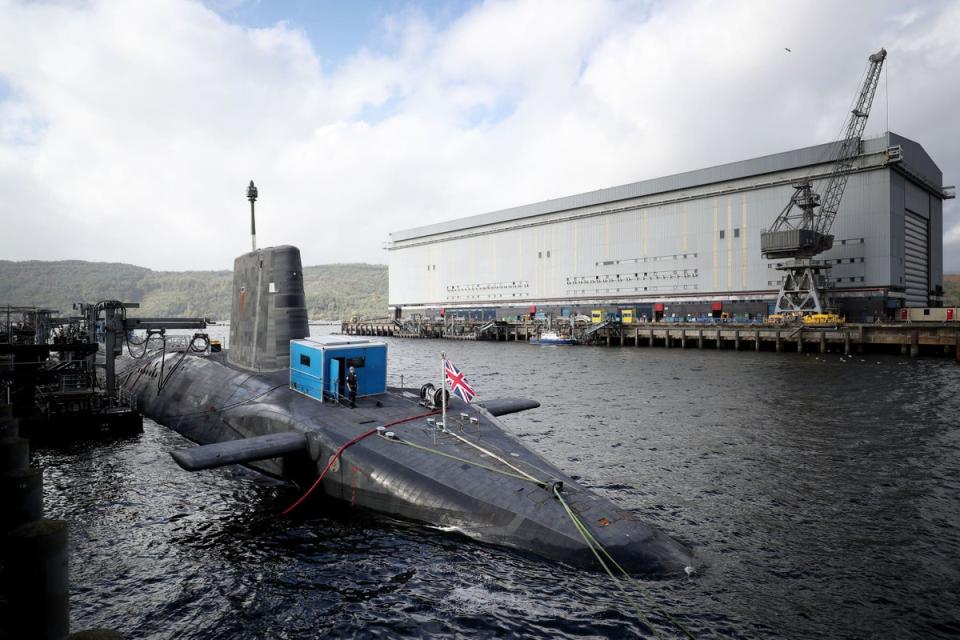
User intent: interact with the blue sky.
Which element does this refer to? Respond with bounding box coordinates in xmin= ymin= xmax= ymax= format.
xmin=211 ymin=0 xmax=477 ymax=67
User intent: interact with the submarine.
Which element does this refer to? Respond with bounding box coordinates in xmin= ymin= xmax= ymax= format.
xmin=118 ymin=244 xmax=694 ymax=576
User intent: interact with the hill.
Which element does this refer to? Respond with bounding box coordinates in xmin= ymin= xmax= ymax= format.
xmin=0 ymin=259 xmax=387 ymax=321
xmin=946 ymin=274 xmax=960 ymax=307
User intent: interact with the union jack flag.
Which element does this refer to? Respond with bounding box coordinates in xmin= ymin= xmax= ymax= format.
xmin=444 ymin=359 xmax=476 ymax=403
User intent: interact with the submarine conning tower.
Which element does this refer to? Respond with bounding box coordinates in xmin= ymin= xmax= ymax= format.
xmin=228 ymin=245 xmax=309 ymax=372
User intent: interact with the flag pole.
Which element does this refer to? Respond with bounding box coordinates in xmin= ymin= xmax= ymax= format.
xmin=440 ymin=351 xmax=447 ymax=431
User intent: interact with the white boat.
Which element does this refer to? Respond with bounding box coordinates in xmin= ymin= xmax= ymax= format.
xmin=529 ymin=330 xmax=577 ymax=345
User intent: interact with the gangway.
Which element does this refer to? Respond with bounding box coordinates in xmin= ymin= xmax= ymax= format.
xmin=583 ymin=321 xmax=610 ymax=337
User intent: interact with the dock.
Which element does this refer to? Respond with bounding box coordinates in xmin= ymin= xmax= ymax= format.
xmin=341 ymin=318 xmax=960 ymax=359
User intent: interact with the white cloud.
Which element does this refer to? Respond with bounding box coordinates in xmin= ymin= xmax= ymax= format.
xmin=0 ymin=0 xmax=957 ymax=272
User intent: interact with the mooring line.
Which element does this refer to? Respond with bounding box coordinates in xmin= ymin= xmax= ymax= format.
xmin=441 ymin=427 xmax=544 ymax=485
xmin=553 ymin=486 xmax=696 ymax=639
xmin=281 ymin=409 xmax=440 ymax=516
xmin=391 ymin=437 xmax=545 ymax=486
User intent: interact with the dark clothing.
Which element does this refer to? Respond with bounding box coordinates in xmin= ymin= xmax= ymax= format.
xmin=346 ymin=371 xmax=358 ymax=407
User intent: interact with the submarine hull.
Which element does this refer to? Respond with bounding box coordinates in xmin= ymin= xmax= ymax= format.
xmin=120 ymin=350 xmax=693 ymax=575
xmin=117 ymin=244 xmax=692 ymax=575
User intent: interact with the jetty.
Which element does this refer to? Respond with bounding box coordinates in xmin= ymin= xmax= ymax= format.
xmin=341 ymin=317 xmax=960 ymax=360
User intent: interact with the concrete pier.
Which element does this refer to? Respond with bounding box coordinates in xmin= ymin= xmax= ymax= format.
xmin=342 ymin=318 xmax=960 ymax=360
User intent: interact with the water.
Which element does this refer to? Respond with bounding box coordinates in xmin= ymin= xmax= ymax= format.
xmin=34 ymin=332 xmax=960 ymax=638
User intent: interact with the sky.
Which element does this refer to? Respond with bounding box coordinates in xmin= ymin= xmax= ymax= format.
xmin=0 ymin=0 xmax=958 ymax=272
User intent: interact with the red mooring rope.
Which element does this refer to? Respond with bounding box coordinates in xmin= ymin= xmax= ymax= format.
xmin=281 ymin=409 xmax=440 ymax=516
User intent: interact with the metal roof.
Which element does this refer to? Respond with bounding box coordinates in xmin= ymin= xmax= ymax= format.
xmin=389 ymin=132 xmax=940 ymax=243
xmin=296 ymin=336 xmax=381 ymax=347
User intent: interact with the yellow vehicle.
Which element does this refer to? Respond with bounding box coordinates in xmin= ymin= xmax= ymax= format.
xmin=802 ymin=312 xmax=846 ymax=325
xmin=767 ymin=311 xmax=806 ymax=325
xmin=621 ymin=308 xmax=634 ymax=324
xmin=591 ymin=309 xmax=603 ymax=324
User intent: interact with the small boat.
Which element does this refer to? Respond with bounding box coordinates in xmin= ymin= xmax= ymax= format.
xmin=529 ymin=330 xmax=577 ymax=345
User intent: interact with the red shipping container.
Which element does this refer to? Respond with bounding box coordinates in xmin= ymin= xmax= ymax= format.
xmin=654 ymin=303 xmax=665 ymax=312
xmin=900 ymin=309 xmax=909 ymax=321
xmin=711 ymin=302 xmax=723 ymax=311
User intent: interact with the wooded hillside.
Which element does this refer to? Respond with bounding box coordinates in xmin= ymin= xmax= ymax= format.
xmin=945 ymin=274 xmax=960 ymax=307
xmin=0 ymin=260 xmax=388 ymax=321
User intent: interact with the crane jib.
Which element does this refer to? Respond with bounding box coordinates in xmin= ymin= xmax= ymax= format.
xmin=762 ymin=48 xmax=886 ymax=316
xmin=761 ymin=48 xmax=886 ymax=261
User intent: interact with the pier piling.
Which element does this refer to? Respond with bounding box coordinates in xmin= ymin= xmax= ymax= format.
xmin=1 ymin=468 xmax=44 ymax=533
xmin=0 ymin=436 xmax=29 ymax=470
xmin=5 ymin=518 xmax=70 ymax=640
xmin=343 ymin=318 xmax=960 ymax=361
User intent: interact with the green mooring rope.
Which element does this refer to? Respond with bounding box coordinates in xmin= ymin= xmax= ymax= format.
xmin=381 ymin=427 xmax=693 ymax=638
xmin=392 ymin=436 xmax=546 ymax=486
xmin=553 ymin=486 xmax=696 ymax=639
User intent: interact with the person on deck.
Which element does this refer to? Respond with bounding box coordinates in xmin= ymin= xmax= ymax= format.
xmin=346 ymin=366 xmax=358 ymax=408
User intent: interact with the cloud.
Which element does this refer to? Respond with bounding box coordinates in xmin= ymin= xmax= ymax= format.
xmin=0 ymin=0 xmax=957 ymax=272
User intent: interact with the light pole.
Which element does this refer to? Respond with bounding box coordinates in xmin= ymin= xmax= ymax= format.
xmin=247 ymin=180 xmax=258 ymax=252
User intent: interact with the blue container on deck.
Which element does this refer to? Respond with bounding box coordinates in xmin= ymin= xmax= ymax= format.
xmin=289 ymin=336 xmax=387 ymax=402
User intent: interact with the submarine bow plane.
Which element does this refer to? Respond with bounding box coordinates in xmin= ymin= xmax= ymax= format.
xmin=119 ymin=244 xmax=693 ymax=576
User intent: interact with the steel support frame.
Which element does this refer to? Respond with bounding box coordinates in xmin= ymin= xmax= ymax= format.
xmin=773 ymin=261 xmax=832 ymax=315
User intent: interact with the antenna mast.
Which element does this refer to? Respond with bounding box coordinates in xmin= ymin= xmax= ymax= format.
xmin=247 ymin=180 xmax=258 ymax=252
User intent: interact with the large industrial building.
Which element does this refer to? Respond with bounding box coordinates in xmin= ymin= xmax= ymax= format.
xmin=387 ymin=133 xmax=951 ymax=322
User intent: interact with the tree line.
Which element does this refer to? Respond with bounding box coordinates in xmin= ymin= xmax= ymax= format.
xmin=0 ymin=260 xmax=388 ymax=321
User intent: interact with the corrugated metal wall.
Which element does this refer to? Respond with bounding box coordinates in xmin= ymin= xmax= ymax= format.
xmin=388 ymin=135 xmax=944 ymax=310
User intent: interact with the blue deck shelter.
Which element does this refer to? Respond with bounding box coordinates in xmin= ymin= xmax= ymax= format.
xmin=289 ymin=336 xmax=387 ymax=403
